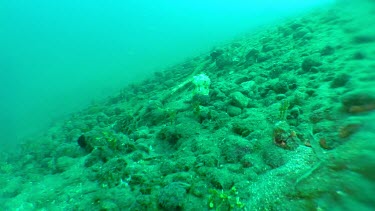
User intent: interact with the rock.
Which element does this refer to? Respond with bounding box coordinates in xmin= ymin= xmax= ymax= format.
xmin=158 ymin=182 xmax=187 ymax=210
xmin=278 ymin=26 xmax=293 ymax=37
xmin=290 ymin=106 xmax=301 ymax=119
xmin=240 ymin=80 xmax=256 ymax=93
xmin=276 ymin=94 xmax=287 ymax=101
xmin=293 ymin=27 xmax=311 ymax=40
xmin=96 ymin=112 xmax=109 ymax=124
xmin=227 ymin=105 xmax=242 ymax=117
xmin=301 ymin=55 xmax=322 ymax=72
xmin=230 ymin=92 xmax=249 ymax=109
xmin=341 ymin=89 xmax=375 ymax=113
xmin=56 ymin=156 xmax=75 ymax=172
xmin=210 ymin=49 xmax=224 ymax=60
xmin=245 ymin=49 xmax=260 ymax=62
xmin=309 ymin=110 xmax=324 ymax=123
xmin=215 ymin=53 xmax=233 ymax=69
xmin=320 ymin=45 xmax=335 ymax=56
xmin=352 ymin=34 xmax=375 ymax=44
xmin=330 ymin=73 xmax=350 ymax=88
xmin=262 ymin=44 xmax=275 ymax=52
xmin=272 ymin=80 xmax=289 ymax=94
xmin=221 ymin=135 xmax=251 ymax=162
xmin=289 ymin=22 xmax=303 ymax=30
xmin=141 ymin=100 xmax=170 ymax=126
xmin=157 ymin=126 xmax=182 ymax=145
xmin=339 ymin=117 xmax=363 ymax=138
xmin=100 ymin=201 xmax=118 ymax=210
xmin=257 ymin=52 xmax=271 ymax=63
xmin=352 ymin=51 xmax=366 ymax=60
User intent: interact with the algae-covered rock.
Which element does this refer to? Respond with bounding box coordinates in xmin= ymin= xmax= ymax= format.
xmin=215 ymin=53 xmax=233 ymax=69
xmin=320 ymin=44 xmax=335 ymax=56
xmin=330 ymin=73 xmax=350 ymax=88
xmin=341 ymin=88 xmax=375 ymax=113
xmin=272 ymin=80 xmax=289 ymax=94
xmin=245 ymin=48 xmax=260 ymax=65
xmin=158 ymin=182 xmax=187 ymax=210
xmin=230 ymin=91 xmax=249 ymax=109
xmin=95 ymin=157 xmax=128 ymax=188
xmin=157 ymin=126 xmax=182 ymax=145
xmin=293 ymin=27 xmax=311 ymax=40
xmin=221 ymin=135 xmax=252 ymax=163
xmin=227 ymin=105 xmax=242 ymax=117
xmin=56 ymin=156 xmax=75 ymax=172
xmin=301 ymin=55 xmax=322 ymax=72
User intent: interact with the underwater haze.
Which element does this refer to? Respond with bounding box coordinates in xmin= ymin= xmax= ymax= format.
xmin=2 ymin=0 xmax=375 ymax=210
xmin=1 ymin=0 xmax=334 ymax=148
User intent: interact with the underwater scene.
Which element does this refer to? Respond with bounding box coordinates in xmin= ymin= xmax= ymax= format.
xmin=1 ymin=0 xmax=375 ymax=210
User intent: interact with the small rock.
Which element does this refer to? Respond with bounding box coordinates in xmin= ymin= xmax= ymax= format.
xmin=320 ymin=45 xmax=335 ymax=56
xmin=216 ymin=53 xmax=233 ymax=69
xmin=272 ymin=81 xmax=289 ymax=94
xmin=301 ymin=55 xmax=322 ymax=72
xmin=352 ymin=34 xmax=375 ymax=44
xmin=257 ymin=53 xmax=271 ymax=63
xmin=210 ymin=49 xmax=224 ymax=60
xmin=227 ymin=105 xmax=242 ymax=117
xmin=245 ymin=49 xmax=260 ymax=62
xmin=341 ymin=89 xmax=375 ymax=113
xmin=230 ymin=92 xmax=249 ymax=109
xmin=339 ymin=117 xmax=362 ymax=138
xmin=293 ymin=27 xmax=311 ymax=40
xmin=56 ymin=156 xmax=75 ymax=172
xmin=159 ymin=183 xmax=187 ymax=210
xmin=276 ymin=94 xmax=287 ymax=101
xmin=262 ymin=44 xmax=275 ymax=52
xmin=330 ymin=73 xmax=350 ymax=88
xmin=240 ymin=81 xmax=256 ymax=92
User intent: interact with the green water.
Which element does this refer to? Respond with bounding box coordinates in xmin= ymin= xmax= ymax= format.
xmin=1 ymin=0 xmax=374 ymax=210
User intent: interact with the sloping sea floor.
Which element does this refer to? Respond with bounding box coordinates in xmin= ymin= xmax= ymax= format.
xmin=1 ymin=1 xmax=375 ymax=210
